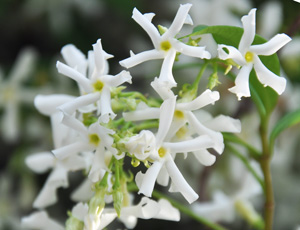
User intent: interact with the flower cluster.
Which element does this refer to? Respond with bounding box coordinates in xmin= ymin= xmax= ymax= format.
xmin=22 ymin=3 xmax=290 ymax=230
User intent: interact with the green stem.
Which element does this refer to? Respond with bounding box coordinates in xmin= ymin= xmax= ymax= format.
xmin=128 ymin=120 xmax=159 ymax=133
xmin=191 ymin=61 xmax=209 ymax=90
xmin=127 ymin=183 xmax=228 ymax=230
xmin=226 ymin=143 xmax=265 ymax=192
xmin=223 ymin=133 xmax=261 ymax=160
xmin=259 ymin=116 xmax=274 ymax=230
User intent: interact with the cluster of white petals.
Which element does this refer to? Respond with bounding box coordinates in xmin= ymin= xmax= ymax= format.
xmin=22 ymin=3 xmax=291 ymax=230
xmin=218 ymin=8 xmax=291 ymax=100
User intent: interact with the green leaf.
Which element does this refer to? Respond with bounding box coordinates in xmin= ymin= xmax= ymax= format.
xmin=270 ymin=109 xmax=300 ymax=144
xmin=189 ymin=25 xmax=281 ymax=116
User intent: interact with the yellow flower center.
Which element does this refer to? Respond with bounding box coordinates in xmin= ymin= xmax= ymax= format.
xmin=245 ymin=51 xmax=254 ymax=63
xmin=174 ymin=110 xmax=184 ymax=119
xmin=158 ymin=147 xmax=167 ymax=158
xmin=93 ymin=80 xmax=104 ymax=92
xmin=176 ymin=126 xmax=188 ymax=139
xmin=160 ymin=40 xmax=172 ymax=51
xmin=89 ymin=133 xmax=101 ymax=146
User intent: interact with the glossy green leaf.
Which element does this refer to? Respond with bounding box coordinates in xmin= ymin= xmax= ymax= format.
xmin=189 ymin=25 xmax=281 ymax=116
xmin=270 ymin=109 xmax=300 ymax=144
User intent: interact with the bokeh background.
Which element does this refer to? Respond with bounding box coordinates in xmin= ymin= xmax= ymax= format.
xmin=0 ymin=0 xmax=299 ymax=229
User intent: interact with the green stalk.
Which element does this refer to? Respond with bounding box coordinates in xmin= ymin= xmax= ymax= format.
xmin=258 ymin=116 xmax=274 ymax=230
xmin=191 ymin=61 xmax=209 ymax=90
xmin=226 ymin=143 xmax=265 ymax=192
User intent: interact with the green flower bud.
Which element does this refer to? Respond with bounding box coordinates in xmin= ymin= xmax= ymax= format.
xmin=65 ymin=216 xmax=84 ymax=230
xmin=207 ymin=72 xmax=221 ymax=90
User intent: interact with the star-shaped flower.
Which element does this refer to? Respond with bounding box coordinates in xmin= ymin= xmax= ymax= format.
xmin=217 ymin=8 xmax=291 ymax=100
xmin=119 ymin=3 xmax=211 ymax=88
xmin=57 ymin=39 xmax=132 ymax=123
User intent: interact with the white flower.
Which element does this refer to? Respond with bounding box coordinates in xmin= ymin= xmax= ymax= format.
xmin=57 ymin=39 xmax=132 ymax=123
xmin=191 ymin=164 xmax=262 ymax=223
xmin=124 ymin=130 xmax=156 ymax=161
xmin=73 ymin=197 xmax=179 ymax=230
xmin=52 ymin=116 xmax=119 ymax=182
xmin=124 ymin=85 xmax=241 ymax=166
xmin=21 ymin=211 xmax=64 ymax=230
xmin=0 ymin=48 xmax=37 ymax=141
xmin=128 ymin=96 xmax=215 ymax=203
xmin=26 ymin=151 xmax=88 ymax=208
xmin=119 ymin=3 xmax=210 ymax=88
xmin=217 ymin=8 xmax=291 ymax=100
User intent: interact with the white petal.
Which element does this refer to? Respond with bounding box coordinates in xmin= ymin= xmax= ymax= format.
xmin=137 ymin=161 xmax=163 ymax=197
xmin=250 ymin=34 xmax=291 ymax=56
xmin=193 ymin=149 xmax=216 ymax=166
xmin=119 ymin=49 xmax=163 ymax=68
xmin=172 ymin=40 xmax=211 ymax=59
xmin=21 ymin=211 xmax=64 ymax=230
xmin=228 ymin=64 xmax=253 ymax=100
xmin=92 ymin=39 xmax=108 ymax=76
xmin=61 ymin=44 xmax=87 ymax=75
xmin=151 ymin=77 xmax=175 ymax=100
xmin=253 ymin=55 xmax=286 ymax=95
xmin=165 ymin=155 xmax=199 ymax=203
xmin=9 ymin=48 xmax=37 ymax=83
xmin=164 ymin=135 xmax=214 ymax=153
xmin=63 ymin=154 xmax=87 ymax=171
xmin=185 ymin=112 xmax=224 ymax=154
xmin=99 ymin=86 xmax=116 ymax=123
xmin=71 ymin=179 xmax=94 ymax=202
xmin=52 ymin=142 xmax=92 ymax=160
xmin=72 ymin=202 xmax=89 ymax=221
xmin=176 ymin=89 xmax=219 ymax=111
xmin=2 ymin=102 xmax=19 ymax=141
xmin=33 ymin=167 xmax=68 ymax=208
xmin=239 ymin=9 xmax=256 ymax=54
xmin=56 ymin=61 xmax=93 ymax=93
xmin=157 ymin=165 xmax=170 ymax=186
xmin=89 ymin=148 xmax=109 ymax=182
xmin=163 ymin=3 xmax=192 ymax=39
xmin=155 ymin=199 xmax=180 ymax=221
xmin=205 ymin=115 xmax=241 ymax=133
xmin=123 ymin=107 xmax=160 ymax=121
xmin=122 ymin=197 xmax=160 ymax=219
xmin=34 ymin=94 xmax=75 ymax=115
xmin=156 ymin=96 xmax=176 ymax=147
xmin=104 ymin=70 xmax=132 ymax=87
xmin=164 ymin=117 xmax=186 ymax=141
xmin=217 ymin=45 xmax=246 ymax=66
xmin=58 ymin=92 xmax=100 ymax=115
xmin=132 ymin=8 xmax=161 ymax=47
xmin=98 ymin=212 xmax=117 ymax=229
xmin=61 ymin=113 xmax=87 ymax=134
xmin=158 ymin=49 xmax=177 ymax=87
xmin=50 ymin=112 xmax=74 ymax=148
xmin=25 ymin=152 xmax=55 ymax=173
xmin=184 ymin=14 xmax=193 ymax=25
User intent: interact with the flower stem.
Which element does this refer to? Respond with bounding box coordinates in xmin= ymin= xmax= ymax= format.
xmin=226 ymin=143 xmax=265 ymax=191
xmin=259 ymin=117 xmax=274 ymax=230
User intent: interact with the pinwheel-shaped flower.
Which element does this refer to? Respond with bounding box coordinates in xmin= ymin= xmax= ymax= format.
xmin=120 ymin=3 xmax=211 ymax=88
xmin=218 ymin=8 xmax=291 ymax=100
xmin=57 ymin=39 xmax=132 ymax=123
xmin=52 ymin=116 xmax=118 ymax=182
xmin=125 ymin=96 xmax=214 ymax=203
